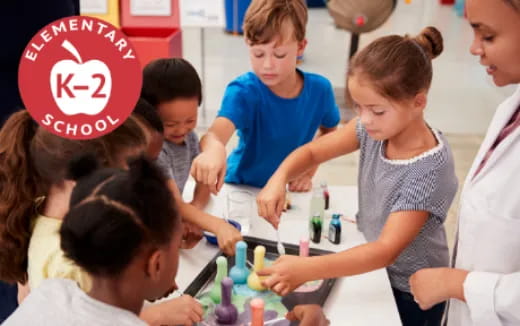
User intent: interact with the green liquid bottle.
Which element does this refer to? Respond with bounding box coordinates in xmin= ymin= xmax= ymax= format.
xmin=310 ymin=213 xmax=322 ymax=243
xmin=309 ymin=186 xmax=325 ymax=243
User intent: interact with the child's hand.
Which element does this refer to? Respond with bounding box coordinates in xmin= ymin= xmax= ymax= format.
xmin=17 ymin=282 xmax=30 ymax=304
xmin=181 ymin=222 xmax=203 ymax=249
xmin=166 ymin=295 xmax=203 ymax=326
xmin=142 ymin=295 xmax=203 ymax=326
xmin=215 ymin=220 xmax=243 ymax=256
xmin=288 ymin=174 xmax=313 ymax=192
xmin=409 ymin=267 xmax=468 ymax=310
xmin=191 ymin=144 xmax=227 ymax=195
xmin=286 ymin=304 xmax=330 ymax=326
xmin=256 ymin=179 xmax=286 ymax=229
xmin=257 ymin=255 xmax=308 ymax=296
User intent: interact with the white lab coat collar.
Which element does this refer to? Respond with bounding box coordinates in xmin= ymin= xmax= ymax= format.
xmin=466 ymin=85 xmax=520 ymax=187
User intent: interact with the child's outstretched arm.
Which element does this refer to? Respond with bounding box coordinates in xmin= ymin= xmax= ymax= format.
xmin=191 ymin=117 xmax=235 ymax=194
xmin=191 ymin=117 xmax=236 ymax=194
xmin=258 ymin=210 xmax=429 ymax=295
xmin=288 ymin=125 xmax=338 ymax=192
xmin=166 ymin=180 xmax=242 ymax=255
xmin=190 ymin=183 xmax=211 ymax=209
xmin=257 ymin=119 xmax=360 ymax=228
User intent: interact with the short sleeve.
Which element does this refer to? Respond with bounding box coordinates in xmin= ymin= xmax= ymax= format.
xmin=46 ymin=252 xmax=92 ymax=292
xmin=189 ymin=132 xmax=200 ymax=161
xmin=320 ymin=79 xmax=341 ymax=128
xmin=391 ymin=169 xmax=439 ymax=214
xmin=156 ymin=149 xmax=174 ymax=180
xmin=217 ymin=79 xmax=256 ymax=131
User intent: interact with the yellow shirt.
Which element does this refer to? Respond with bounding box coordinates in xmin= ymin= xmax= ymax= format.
xmin=27 ymin=215 xmax=92 ymax=292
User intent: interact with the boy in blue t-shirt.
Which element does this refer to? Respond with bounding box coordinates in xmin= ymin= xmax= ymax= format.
xmin=191 ymin=0 xmax=340 ymax=193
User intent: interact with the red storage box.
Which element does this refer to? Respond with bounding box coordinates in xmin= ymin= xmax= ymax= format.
xmin=129 ymin=29 xmax=183 ymax=68
xmin=121 ymin=0 xmax=180 ymax=36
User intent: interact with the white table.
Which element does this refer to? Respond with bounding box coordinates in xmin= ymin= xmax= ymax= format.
xmin=174 ymin=182 xmax=401 ymax=325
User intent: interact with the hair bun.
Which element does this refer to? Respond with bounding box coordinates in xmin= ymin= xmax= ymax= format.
xmin=66 ymin=154 xmax=99 ymax=181
xmin=414 ymin=26 xmax=443 ymax=59
xmin=128 ymin=156 xmax=166 ymax=192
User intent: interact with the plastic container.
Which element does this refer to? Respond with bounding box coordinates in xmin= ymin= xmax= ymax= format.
xmin=227 ymin=190 xmax=253 ymax=235
xmin=204 ymin=219 xmax=242 ymax=246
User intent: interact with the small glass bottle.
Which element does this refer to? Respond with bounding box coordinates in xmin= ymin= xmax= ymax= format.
xmin=328 ymin=214 xmax=342 ymax=244
xmin=321 ymin=181 xmax=330 ymax=210
xmin=310 ymin=186 xmax=325 ymax=220
xmin=310 ymin=213 xmax=322 ymax=244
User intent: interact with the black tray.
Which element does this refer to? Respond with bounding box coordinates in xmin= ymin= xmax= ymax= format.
xmin=184 ymin=236 xmax=336 ymax=313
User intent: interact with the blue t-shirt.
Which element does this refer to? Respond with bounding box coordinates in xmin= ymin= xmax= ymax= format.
xmin=217 ymin=70 xmax=340 ymax=187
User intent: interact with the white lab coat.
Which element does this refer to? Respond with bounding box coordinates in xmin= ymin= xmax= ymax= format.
xmin=448 ymin=85 xmax=520 ymax=326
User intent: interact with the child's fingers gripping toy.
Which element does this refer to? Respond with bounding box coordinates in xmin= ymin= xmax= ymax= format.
xmin=187 ymin=237 xmax=337 ymax=325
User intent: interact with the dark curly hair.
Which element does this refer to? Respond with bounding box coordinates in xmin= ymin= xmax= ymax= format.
xmin=60 ymin=155 xmax=180 ymax=277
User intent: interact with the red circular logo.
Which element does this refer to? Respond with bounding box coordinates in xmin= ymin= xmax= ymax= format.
xmin=18 ymin=16 xmax=142 ymax=140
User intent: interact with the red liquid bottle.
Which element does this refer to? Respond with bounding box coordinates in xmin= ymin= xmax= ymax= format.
xmin=321 ymin=181 xmax=330 ymax=210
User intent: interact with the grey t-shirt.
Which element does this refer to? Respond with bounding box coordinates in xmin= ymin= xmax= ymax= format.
xmin=4 ymin=279 xmax=147 ymax=326
xmin=156 ymin=131 xmax=200 ymax=193
xmin=356 ymin=121 xmax=458 ymax=293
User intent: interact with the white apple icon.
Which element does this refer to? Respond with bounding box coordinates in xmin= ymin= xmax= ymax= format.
xmin=50 ymin=40 xmax=112 ymax=116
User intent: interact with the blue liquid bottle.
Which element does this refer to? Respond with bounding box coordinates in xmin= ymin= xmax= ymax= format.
xmin=328 ymin=214 xmax=342 ymax=244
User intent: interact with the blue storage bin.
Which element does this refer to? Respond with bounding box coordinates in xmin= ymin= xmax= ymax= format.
xmin=225 ymin=0 xmax=252 ymax=34
xmin=454 ymin=0 xmax=465 ymax=16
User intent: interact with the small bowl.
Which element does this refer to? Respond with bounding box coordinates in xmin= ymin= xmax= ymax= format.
xmin=204 ymin=219 xmax=242 ymax=246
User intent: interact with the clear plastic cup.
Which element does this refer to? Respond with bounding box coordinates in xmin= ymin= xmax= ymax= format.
xmin=227 ymin=190 xmax=253 ymax=234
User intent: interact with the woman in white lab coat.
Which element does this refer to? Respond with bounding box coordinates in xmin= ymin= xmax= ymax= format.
xmin=409 ymin=0 xmax=520 ymax=325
